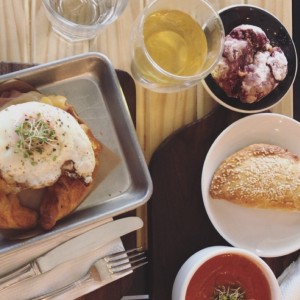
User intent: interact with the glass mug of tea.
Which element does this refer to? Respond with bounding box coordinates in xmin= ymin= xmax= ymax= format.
xmin=130 ymin=0 xmax=225 ymax=93
xmin=42 ymin=0 xmax=129 ymax=42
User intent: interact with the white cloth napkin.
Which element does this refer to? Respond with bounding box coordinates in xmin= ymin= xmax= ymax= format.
xmin=278 ymin=254 xmax=300 ymax=300
xmin=0 ymin=218 xmax=129 ymax=300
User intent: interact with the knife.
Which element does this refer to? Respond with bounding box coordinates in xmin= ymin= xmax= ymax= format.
xmin=0 ymin=216 xmax=143 ymax=291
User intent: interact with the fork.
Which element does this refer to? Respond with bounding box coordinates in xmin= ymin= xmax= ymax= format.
xmin=34 ymin=247 xmax=148 ymax=300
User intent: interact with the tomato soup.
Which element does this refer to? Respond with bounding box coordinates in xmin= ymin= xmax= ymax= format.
xmin=185 ymin=253 xmax=271 ymax=300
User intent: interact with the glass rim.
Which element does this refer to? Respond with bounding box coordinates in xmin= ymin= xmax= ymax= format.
xmin=42 ymin=0 xmax=107 ymax=30
xmin=137 ymin=0 xmax=225 ymax=81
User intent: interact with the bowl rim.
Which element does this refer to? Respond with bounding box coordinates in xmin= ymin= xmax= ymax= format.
xmin=172 ymin=246 xmax=281 ymax=300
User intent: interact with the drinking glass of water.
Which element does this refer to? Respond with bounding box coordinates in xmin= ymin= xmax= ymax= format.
xmin=42 ymin=0 xmax=128 ymax=42
xmin=130 ymin=0 xmax=225 ymax=93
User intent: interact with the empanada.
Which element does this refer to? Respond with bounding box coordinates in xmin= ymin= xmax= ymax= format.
xmin=210 ymin=144 xmax=300 ymax=211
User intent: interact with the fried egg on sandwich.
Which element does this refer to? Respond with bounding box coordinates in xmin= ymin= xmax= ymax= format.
xmin=0 ymin=102 xmax=96 ymax=189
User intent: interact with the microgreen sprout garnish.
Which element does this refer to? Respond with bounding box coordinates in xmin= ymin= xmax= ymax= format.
xmin=213 ymin=285 xmax=245 ymax=300
xmin=15 ymin=113 xmax=57 ymax=164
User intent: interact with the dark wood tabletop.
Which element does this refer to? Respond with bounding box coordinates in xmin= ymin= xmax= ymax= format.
xmin=147 ymin=105 xmax=300 ymax=300
xmin=146 ymin=2 xmax=300 ymax=299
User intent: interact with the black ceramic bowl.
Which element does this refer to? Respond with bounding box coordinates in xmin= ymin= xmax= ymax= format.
xmin=202 ymin=4 xmax=297 ymax=113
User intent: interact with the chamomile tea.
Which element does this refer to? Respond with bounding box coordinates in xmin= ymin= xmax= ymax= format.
xmin=130 ymin=0 xmax=224 ymax=92
xmin=143 ymin=9 xmax=207 ymax=76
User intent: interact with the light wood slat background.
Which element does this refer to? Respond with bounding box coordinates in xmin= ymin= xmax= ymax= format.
xmin=0 ymin=0 xmax=293 ymax=248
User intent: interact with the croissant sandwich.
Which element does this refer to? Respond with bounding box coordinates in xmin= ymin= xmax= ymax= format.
xmin=209 ymin=143 xmax=300 ymax=211
xmin=0 ymin=79 xmax=102 ymax=230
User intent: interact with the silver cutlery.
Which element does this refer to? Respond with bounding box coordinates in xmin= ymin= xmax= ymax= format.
xmin=0 ymin=217 xmax=143 ymax=291
xmin=34 ymin=247 xmax=148 ymax=300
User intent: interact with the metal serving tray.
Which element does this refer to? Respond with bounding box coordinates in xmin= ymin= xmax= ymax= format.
xmin=0 ymin=53 xmax=152 ymax=254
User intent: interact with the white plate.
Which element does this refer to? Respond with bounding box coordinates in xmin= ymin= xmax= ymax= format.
xmin=201 ymin=113 xmax=300 ymax=257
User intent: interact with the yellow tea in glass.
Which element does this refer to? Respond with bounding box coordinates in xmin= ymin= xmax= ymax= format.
xmin=131 ymin=0 xmax=224 ymax=93
xmin=144 ymin=9 xmax=208 ymax=76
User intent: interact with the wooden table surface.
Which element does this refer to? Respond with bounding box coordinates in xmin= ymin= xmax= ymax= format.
xmin=0 ymin=0 xmax=295 ymax=299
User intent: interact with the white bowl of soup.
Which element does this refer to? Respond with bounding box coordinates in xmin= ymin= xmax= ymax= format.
xmin=172 ymin=246 xmax=281 ymax=300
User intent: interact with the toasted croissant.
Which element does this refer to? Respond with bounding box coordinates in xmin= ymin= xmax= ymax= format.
xmin=40 ymin=125 xmax=101 ymax=229
xmin=0 ymin=192 xmax=37 ymax=229
xmin=0 ymin=79 xmax=102 ymax=230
